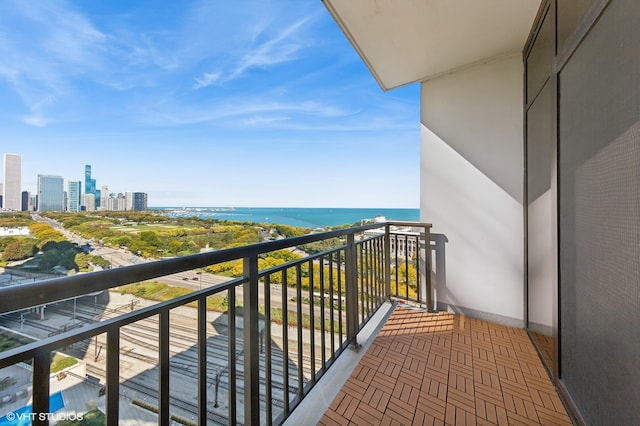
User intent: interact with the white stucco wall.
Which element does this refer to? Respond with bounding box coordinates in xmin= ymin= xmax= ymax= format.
xmin=420 ymin=54 xmax=524 ymax=325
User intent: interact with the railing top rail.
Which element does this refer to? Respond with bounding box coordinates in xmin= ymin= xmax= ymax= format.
xmin=0 ymin=221 xmax=421 ymax=314
xmin=0 ymin=277 xmax=244 ymax=367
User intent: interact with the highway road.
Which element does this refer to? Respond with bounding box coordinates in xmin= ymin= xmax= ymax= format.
xmin=31 ymin=214 xmax=347 ymax=320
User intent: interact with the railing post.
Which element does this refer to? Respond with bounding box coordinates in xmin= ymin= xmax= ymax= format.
xmin=424 ymin=224 xmax=434 ymax=311
xmin=243 ymin=254 xmax=260 ymax=425
xmin=106 ymin=329 xmax=120 ymax=426
xmin=197 ymin=298 xmax=207 ymax=425
xmin=32 ymin=350 xmax=50 ymax=426
xmin=159 ymin=310 xmax=170 ymax=426
xmin=345 ymin=234 xmax=360 ymax=350
xmin=384 ymin=224 xmax=391 ymax=299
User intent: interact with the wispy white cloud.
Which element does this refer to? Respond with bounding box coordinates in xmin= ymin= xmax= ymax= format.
xmin=20 ymin=94 xmax=56 ymax=127
xmin=3 ymin=1 xmax=420 ymax=208
xmin=240 ymin=115 xmax=290 ymax=126
xmin=193 ymin=16 xmax=312 ymax=88
xmin=0 ymin=0 xmax=108 ymax=126
xmin=229 ymin=18 xmax=310 ymax=78
xmin=193 ymin=72 xmax=222 ymax=89
xmin=137 ymin=96 xmax=356 ymax=128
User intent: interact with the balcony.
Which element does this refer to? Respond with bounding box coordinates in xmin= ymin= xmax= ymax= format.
xmin=312 ymin=308 xmax=572 ymax=426
xmin=0 ymin=221 xmax=427 ymax=425
xmin=0 ymin=221 xmax=570 ymax=425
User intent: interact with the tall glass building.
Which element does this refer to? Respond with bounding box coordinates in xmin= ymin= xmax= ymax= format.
xmin=2 ymin=153 xmax=22 ymax=211
xmin=84 ymin=165 xmax=95 ymax=195
xmin=132 ymin=192 xmax=148 ymax=211
xmin=68 ymin=181 xmax=81 ymax=212
xmin=84 ymin=164 xmax=99 ymax=208
xmin=37 ymin=174 xmax=64 ymax=212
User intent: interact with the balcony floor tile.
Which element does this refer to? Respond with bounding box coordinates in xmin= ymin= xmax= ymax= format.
xmin=319 ymin=307 xmax=572 ymax=426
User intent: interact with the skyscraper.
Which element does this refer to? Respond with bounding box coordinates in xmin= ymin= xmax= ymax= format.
xmin=125 ymin=192 xmax=133 ymax=210
xmin=132 ymin=192 xmax=148 ymax=211
xmin=2 ymin=153 xmax=22 ymax=210
xmin=84 ymin=193 xmax=96 ymax=211
xmin=68 ymin=181 xmax=81 ymax=212
xmin=21 ymin=191 xmax=30 ymax=211
xmin=84 ymin=165 xmax=95 ymax=195
xmin=100 ymin=185 xmax=109 ymax=209
xmin=37 ymin=174 xmax=64 ymax=212
xmin=84 ymin=164 xmax=98 ymax=208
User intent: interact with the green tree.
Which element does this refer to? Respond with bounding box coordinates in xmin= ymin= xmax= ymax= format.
xmin=59 ymin=249 xmax=79 ymax=271
xmin=1 ymin=239 xmax=37 ymax=261
xmin=74 ymin=252 xmax=91 ymax=271
xmin=0 ymin=236 xmax=17 ymax=251
xmin=91 ymin=255 xmax=111 ymax=268
xmin=300 ymin=237 xmax=345 ymax=254
xmin=274 ymin=224 xmax=307 ymax=238
xmin=39 ymin=250 xmax=61 ymax=271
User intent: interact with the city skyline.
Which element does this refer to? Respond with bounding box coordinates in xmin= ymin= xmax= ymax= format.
xmin=0 ymin=152 xmax=148 ymax=212
xmin=0 ymin=1 xmax=419 ymax=208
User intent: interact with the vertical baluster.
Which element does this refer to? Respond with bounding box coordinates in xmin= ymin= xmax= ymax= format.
xmin=307 ymin=259 xmax=316 ymax=384
xmin=394 ymin=233 xmax=400 ymax=296
xmin=281 ymin=270 xmax=290 ymax=415
xmin=367 ymin=240 xmax=374 ymax=315
xmin=295 ymin=263 xmax=304 ymax=399
xmin=32 ymin=350 xmax=50 ymax=426
xmin=415 ymin=234 xmax=422 ymax=304
xmin=319 ymin=254 xmax=327 ymax=368
xmin=328 ymin=253 xmax=335 ymax=357
xmin=106 ymin=329 xmax=120 ymax=426
xmin=264 ymin=274 xmax=273 ymax=425
xmin=345 ymin=234 xmax=359 ymax=349
xmin=358 ymin=243 xmax=365 ymax=323
xmin=159 ymin=310 xmax=170 ymax=426
xmin=425 ymin=225 xmax=434 ymax=311
xmin=228 ymin=287 xmax=237 ymax=424
xmin=243 ymin=254 xmax=260 ymax=425
xmin=337 ymin=250 xmax=344 ymax=345
xmin=197 ymin=297 xmax=207 ymax=424
xmin=405 ymin=234 xmax=410 ymax=300
xmin=385 ymin=224 xmax=391 ymax=300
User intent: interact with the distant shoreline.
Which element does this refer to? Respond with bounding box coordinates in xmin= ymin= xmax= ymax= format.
xmin=150 ymin=206 xmax=420 ymax=229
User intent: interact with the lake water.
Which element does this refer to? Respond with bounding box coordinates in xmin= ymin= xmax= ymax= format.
xmin=152 ymin=207 xmax=420 ymax=228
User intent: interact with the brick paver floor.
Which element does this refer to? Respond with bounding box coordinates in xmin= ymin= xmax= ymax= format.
xmin=320 ymin=306 xmax=573 ymax=425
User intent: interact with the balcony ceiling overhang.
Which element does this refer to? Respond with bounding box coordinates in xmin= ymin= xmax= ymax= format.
xmin=323 ymin=0 xmax=542 ymax=90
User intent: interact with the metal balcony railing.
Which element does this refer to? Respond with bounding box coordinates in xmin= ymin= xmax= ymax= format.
xmin=0 ymin=221 xmax=431 ymax=425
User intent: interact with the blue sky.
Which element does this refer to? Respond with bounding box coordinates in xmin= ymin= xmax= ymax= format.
xmin=0 ymin=0 xmax=420 ymax=208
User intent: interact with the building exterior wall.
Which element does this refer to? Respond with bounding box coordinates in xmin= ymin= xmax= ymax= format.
xmin=0 ymin=226 xmax=30 ymax=236
xmin=68 ymin=181 xmax=81 ymax=212
xmin=84 ymin=164 xmax=98 ymax=209
xmin=37 ymin=174 xmax=64 ymax=212
xmin=420 ymin=55 xmax=524 ymax=326
xmin=2 ymin=153 xmax=22 ymax=211
xmin=84 ymin=193 xmax=95 ymax=211
xmin=132 ymin=192 xmax=148 ymax=211
xmin=21 ymin=191 xmax=30 ymax=211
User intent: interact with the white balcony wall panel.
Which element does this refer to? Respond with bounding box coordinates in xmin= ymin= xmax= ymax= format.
xmin=420 ymin=55 xmax=524 ymax=325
